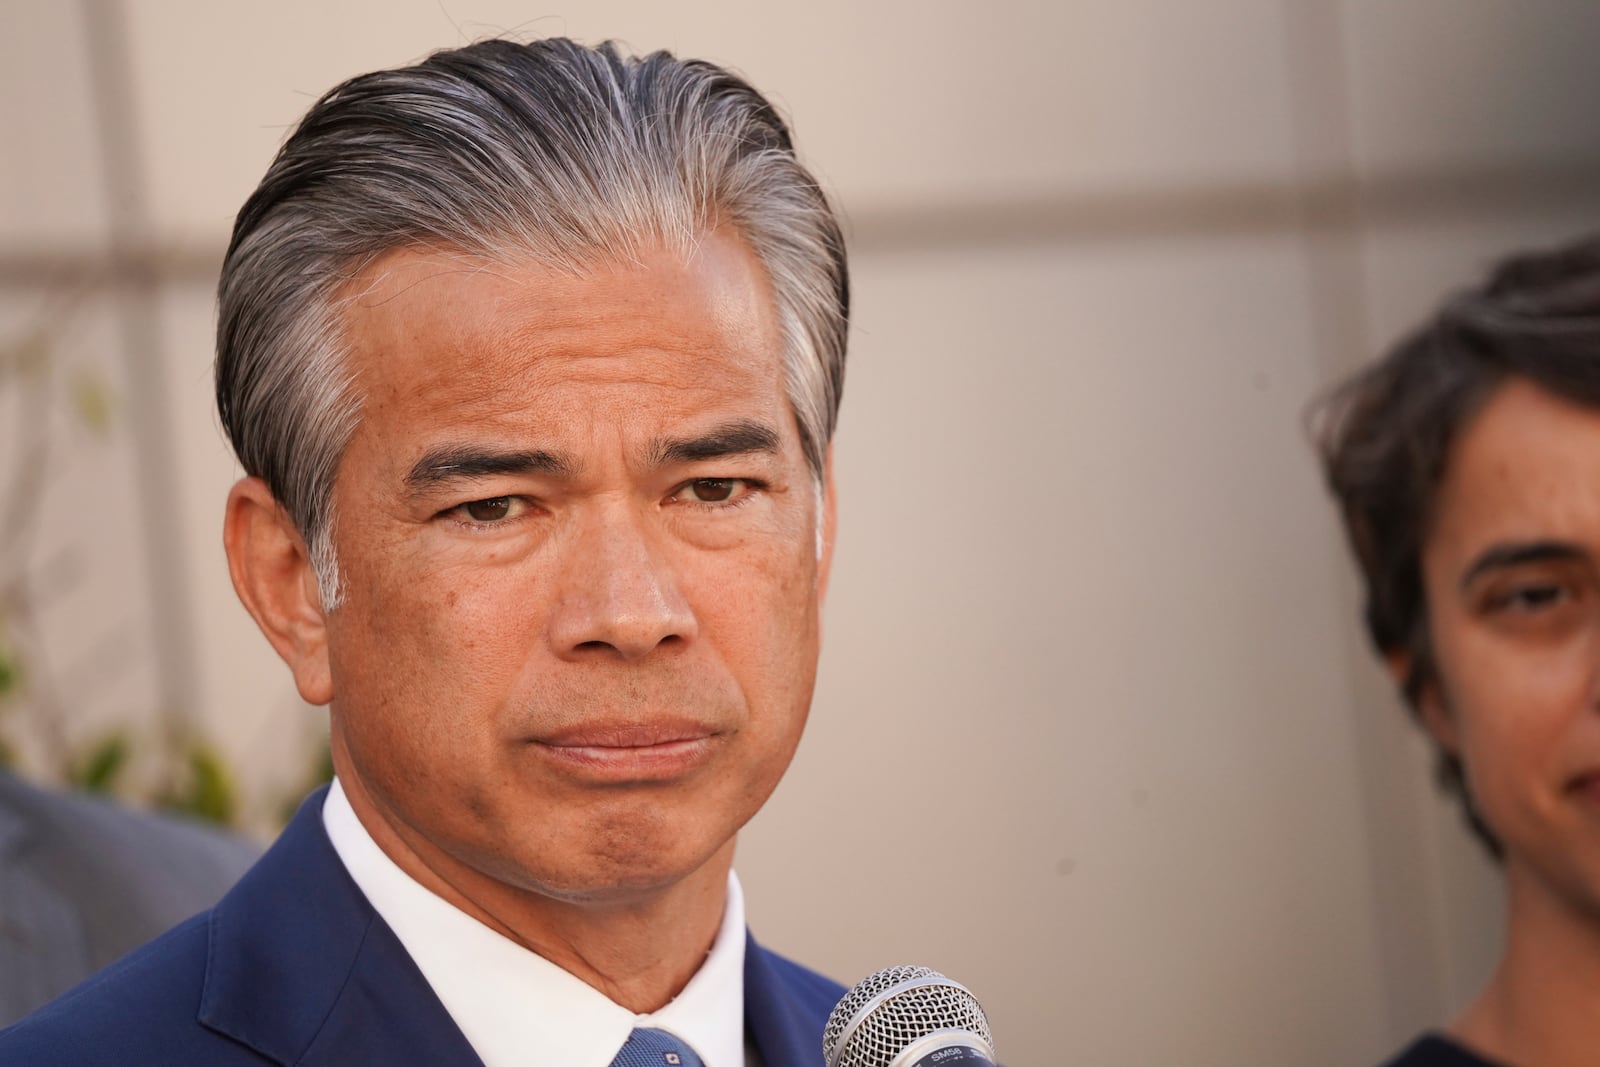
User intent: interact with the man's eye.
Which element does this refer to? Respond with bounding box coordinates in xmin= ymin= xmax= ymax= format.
xmin=461 ymin=497 xmax=513 ymax=522
xmin=671 ymin=478 xmax=755 ymax=505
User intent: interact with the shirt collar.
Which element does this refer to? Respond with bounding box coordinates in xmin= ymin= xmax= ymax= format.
xmin=322 ymin=777 xmax=746 ymax=1067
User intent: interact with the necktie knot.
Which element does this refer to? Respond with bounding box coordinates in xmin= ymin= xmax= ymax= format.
xmin=609 ymin=1026 xmax=706 ymax=1067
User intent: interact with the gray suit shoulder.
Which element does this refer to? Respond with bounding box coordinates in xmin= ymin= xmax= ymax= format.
xmin=0 ymin=771 xmax=260 ymax=1026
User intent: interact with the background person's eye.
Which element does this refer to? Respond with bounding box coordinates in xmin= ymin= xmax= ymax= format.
xmin=1484 ymin=579 xmax=1578 ymax=615
xmin=1508 ymin=584 xmax=1567 ymax=609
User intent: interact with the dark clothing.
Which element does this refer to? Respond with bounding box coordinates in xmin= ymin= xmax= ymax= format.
xmin=0 ymin=772 xmax=257 ymax=1026
xmin=1383 ymin=1034 xmax=1511 ymax=1067
xmin=0 ymin=786 xmax=842 ymax=1066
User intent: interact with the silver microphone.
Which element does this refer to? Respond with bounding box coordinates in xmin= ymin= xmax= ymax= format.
xmin=822 ymin=965 xmax=996 ymax=1067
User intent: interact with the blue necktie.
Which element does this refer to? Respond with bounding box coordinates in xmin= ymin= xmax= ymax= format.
xmin=609 ymin=1027 xmax=706 ymax=1067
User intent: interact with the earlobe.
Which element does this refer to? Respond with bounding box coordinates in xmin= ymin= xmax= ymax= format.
xmin=1417 ymin=687 xmax=1459 ymax=752
xmin=1387 ymin=649 xmax=1458 ymax=751
xmin=222 ymin=477 xmax=334 ymax=706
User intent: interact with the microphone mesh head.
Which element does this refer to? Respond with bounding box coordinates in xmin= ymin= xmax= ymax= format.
xmin=823 ymin=965 xmax=994 ymax=1067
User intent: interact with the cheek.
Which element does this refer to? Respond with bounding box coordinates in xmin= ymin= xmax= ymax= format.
xmin=757 ymin=596 xmax=822 ymax=756
xmin=328 ymin=551 xmax=540 ymax=745
xmin=350 ymin=530 xmax=535 ymax=646
xmin=694 ymin=545 xmax=820 ymax=729
xmin=722 ymin=545 xmax=819 ymax=655
xmin=1444 ymin=633 xmax=1595 ymax=824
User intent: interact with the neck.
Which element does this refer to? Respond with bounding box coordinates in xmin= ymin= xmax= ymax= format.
xmin=1452 ymin=859 xmax=1600 ymax=1067
xmin=335 ymin=760 xmax=732 ymax=1014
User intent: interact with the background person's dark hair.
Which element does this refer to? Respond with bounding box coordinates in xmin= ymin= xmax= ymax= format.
xmin=1313 ymin=233 xmax=1600 ymax=858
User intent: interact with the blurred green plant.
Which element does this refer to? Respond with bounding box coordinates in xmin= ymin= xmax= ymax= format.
xmin=0 ymin=642 xmax=19 ymax=700
xmin=157 ymin=742 xmax=239 ymax=825
xmin=0 ymin=301 xmax=326 ymax=832
xmin=71 ymin=732 xmax=129 ymax=794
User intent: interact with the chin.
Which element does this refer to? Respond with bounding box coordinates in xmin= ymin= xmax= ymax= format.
xmin=505 ymin=816 xmax=732 ymax=901
xmin=510 ymin=856 xmax=713 ymax=906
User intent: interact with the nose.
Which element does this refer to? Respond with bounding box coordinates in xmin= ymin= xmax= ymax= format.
xmin=546 ymin=501 xmax=698 ymax=660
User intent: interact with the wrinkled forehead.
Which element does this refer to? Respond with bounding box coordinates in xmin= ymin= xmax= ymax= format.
xmin=328 ymin=234 xmax=796 ymax=450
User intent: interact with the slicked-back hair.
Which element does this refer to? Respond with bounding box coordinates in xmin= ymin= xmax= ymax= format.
xmin=216 ymin=38 xmax=850 ymax=606
xmin=1312 ymin=233 xmax=1600 ymax=856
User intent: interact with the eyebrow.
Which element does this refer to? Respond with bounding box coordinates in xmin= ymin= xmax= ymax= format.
xmin=1458 ymin=540 xmax=1590 ymax=592
xmin=404 ymin=445 xmax=574 ymax=493
xmin=648 ymin=419 xmax=782 ymax=467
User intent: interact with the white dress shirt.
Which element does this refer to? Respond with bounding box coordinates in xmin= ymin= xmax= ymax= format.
xmin=322 ymin=778 xmax=746 ymax=1067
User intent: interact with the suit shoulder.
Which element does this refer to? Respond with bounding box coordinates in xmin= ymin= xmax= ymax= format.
xmin=0 ymin=914 xmax=262 ymax=1065
xmin=5 ymin=775 xmax=257 ymax=877
xmin=0 ymin=773 xmax=258 ymax=906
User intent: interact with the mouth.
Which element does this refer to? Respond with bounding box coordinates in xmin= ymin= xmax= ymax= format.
xmin=529 ymin=721 xmax=723 ymax=781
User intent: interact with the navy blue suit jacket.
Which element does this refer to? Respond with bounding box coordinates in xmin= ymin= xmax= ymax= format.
xmin=0 ymin=789 xmax=843 ymax=1066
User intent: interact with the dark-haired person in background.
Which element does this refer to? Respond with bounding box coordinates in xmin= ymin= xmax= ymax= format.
xmin=1317 ymin=235 xmax=1600 ymax=1067
xmin=0 ymin=36 xmax=848 ymax=1066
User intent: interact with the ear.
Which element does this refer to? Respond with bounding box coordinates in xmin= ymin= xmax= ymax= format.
xmin=223 ymin=476 xmax=333 ymax=706
xmin=1386 ymin=649 xmax=1458 ymax=752
xmin=816 ymin=446 xmax=838 ymax=602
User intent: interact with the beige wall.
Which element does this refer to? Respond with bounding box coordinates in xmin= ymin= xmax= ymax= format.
xmin=6 ymin=1 xmax=1600 ymax=1062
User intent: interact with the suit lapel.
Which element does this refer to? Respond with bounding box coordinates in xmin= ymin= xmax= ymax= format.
xmin=743 ymin=933 xmax=829 ymax=1067
xmin=294 ymin=917 xmax=487 ymax=1066
xmin=196 ymin=788 xmax=483 ymax=1066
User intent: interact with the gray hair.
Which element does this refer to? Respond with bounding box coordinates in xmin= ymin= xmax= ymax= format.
xmin=216 ymin=38 xmax=849 ymax=607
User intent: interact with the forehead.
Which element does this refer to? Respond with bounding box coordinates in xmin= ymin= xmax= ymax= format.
xmin=335 ymin=230 xmax=789 ymax=431
xmin=1429 ymin=377 xmax=1600 ymax=557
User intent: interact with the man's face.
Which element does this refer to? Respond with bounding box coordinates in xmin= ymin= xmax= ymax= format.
xmin=1420 ymin=377 xmax=1600 ymax=916
xmin=318 ymin=231 xmax=831 ymax=903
